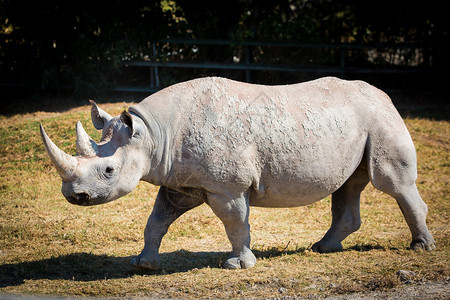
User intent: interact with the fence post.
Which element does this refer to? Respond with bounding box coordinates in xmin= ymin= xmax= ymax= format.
xmin=150 ymin=43 xmax=160 ymax=88
xmin=245 ymin=45 xmax=252 ymax=83
xmin=340 ymin=45 xmax=346 ymax=71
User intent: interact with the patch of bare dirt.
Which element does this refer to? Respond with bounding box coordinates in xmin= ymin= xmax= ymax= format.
xmin=323 ymin=281 xmax=449 ymax=300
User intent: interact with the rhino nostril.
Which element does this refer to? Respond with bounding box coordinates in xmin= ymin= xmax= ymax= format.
xmin=75 ymin=193 xmax=90 ymax=202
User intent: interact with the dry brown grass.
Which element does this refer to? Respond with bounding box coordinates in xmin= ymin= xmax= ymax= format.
xmin=0 ymin=103 xmax=448 ymax=298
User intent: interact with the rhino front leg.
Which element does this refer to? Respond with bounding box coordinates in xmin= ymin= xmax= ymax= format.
xmin=131 ymin=186 xmax=204 ymax=270
xmin=207 ymin=190 xmax=256 ymax=269
xmin=312 ymin=164 xmax=369 ymax=253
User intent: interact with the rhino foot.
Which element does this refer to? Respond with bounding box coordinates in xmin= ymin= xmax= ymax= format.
xmin=130 ymin=254 xmax=160 ymax=270
xmin=223 ymin=252 xmax=257 ymax=269
xmin=311 ymin=240 xmax=343 ymax=253
xmin=410 ymin=239 xmax=436 ymax=251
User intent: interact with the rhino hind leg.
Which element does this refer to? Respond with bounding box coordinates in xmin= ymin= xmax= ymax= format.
xmin=207 ymin=190 xmax=257 ymax=269
xmin=312 ymin=163 xmax=369 ymax=253
xmin=131 ymin=186 xmax=204 ymax=270
xmin=393 ymin=184 xmax=436 ymax=251
xmin=367 ymin=134 xmax=435 ymax=251
xmin=372 ymin=179 xmax=436 ymax=251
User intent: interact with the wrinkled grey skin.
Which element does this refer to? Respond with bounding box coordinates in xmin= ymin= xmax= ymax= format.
xmin=40 ymin=77 xmax=435 ymax=270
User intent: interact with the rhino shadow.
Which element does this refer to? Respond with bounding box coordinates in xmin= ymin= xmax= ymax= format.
xmin=0 ymin=251 xmax=228 ymax=287
xmin=0 ymin=252 xmax=133 ymax=287
xmin=0 ymin=248 xmax=299 ymax=287
xmin=0 ymin=243 xmax=387 ymax=287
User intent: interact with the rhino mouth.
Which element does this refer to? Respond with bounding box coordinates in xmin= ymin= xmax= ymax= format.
xmin=65 ymin=192 xmax=92 ymax=206
xmin=65 ymin=191 xmax=114 ymax=206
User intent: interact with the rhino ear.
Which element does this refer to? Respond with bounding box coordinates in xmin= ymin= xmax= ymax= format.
xmin=90 ymin=100 xmax=112 ymax=130
xmin=120 ymin=111 xmax=144 ymax=139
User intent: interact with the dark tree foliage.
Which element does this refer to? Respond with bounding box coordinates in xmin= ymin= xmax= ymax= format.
xmin=0 ymin=0 xmax=188 ymax=94
xmin=0 ymin=0 xmax=447 ymax=95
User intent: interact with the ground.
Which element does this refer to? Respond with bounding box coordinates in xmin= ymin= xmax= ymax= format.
xmin=0 ymin=99 xmax=448 ymax=299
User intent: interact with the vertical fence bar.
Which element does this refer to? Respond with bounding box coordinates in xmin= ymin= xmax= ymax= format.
xmin=245 ymin=45 xmax=251 ymax=83
xmin=152 ymin=43 xmax=160 ymax=88
xmin=150 ymin=61 xmax=155 ymax=89
xmin=340 ymin=45 xmax=346 ymax=71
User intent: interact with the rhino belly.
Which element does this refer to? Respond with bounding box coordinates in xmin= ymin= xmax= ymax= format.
xmin=248 ymin=169 xmax=354 ymax=208
xmin=249 ymin=178 xmax=343 ymax=208
xmin=248 ymin=136 xmax=366 ymax=208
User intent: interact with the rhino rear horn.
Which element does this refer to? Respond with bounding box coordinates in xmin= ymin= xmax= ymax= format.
xmin=40 ymin=124 xmax=78 ymax=181
xmin=76 ymin=121 xmax=98 ymax=157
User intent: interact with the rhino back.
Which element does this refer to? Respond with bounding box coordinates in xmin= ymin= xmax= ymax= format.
xmin=131 ymin=77 xmax=403 ymax=207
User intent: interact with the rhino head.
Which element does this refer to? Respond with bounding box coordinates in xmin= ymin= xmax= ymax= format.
xmin=40 ymin=101 xmax=151 ymax=206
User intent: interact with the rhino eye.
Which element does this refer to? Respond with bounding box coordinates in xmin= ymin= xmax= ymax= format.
xmin=105 ymin=167 xmax=114 ymax=174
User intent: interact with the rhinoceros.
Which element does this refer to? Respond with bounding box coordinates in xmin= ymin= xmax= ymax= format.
xmin=40 ymin=76 xmax=435 ymax=269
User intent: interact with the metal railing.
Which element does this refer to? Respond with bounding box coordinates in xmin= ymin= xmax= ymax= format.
xmin=116 ymin=39 xmax=434 ymax=93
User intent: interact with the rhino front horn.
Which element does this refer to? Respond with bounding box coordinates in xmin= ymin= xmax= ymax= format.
xmin=40 ymin=124 xmax=78 ymax=181
xmin=76 ymin=121 xmax=98 ymax=157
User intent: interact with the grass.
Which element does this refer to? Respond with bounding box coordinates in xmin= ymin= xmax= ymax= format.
xmin=0 ymin=102 xmax=448 ymax=298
